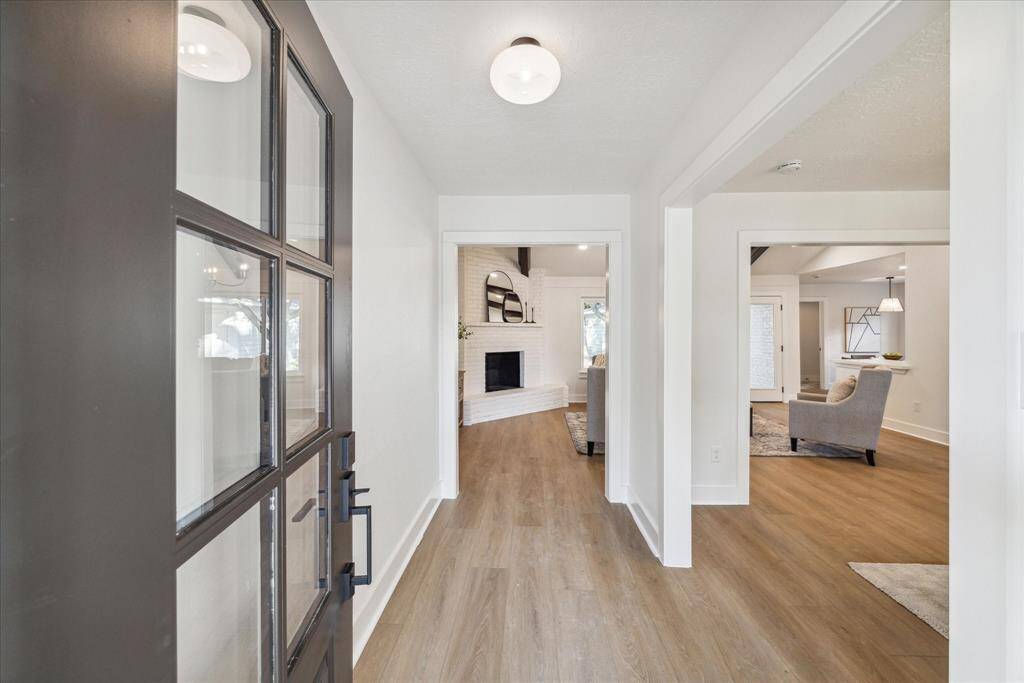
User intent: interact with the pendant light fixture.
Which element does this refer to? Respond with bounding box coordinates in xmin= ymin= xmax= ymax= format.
xmin=490 ymin=37 xmax=561 ymax=105
xmin=878 ymin=275 xmax=904 ymax=313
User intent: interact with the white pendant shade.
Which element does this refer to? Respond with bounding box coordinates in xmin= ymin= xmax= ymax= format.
xmin=178 ymin=12 xmax=252 ymax=83
xmin=490 ymin=38 xmax=561 ymax=105
xmin=878 ymin=297 xmax=904 ymax=313
xmin=878 ymin=275 xmax=904 ymax=312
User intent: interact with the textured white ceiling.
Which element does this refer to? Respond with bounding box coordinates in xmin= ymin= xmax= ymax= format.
xmin=722 ymin=12 xmax=949 ymax=193
xmin=799 ymin=253 xmax=906 ymax=284
xmin=752 ymin=246 xmax=825 ymax=276
xmin=497 ymin=245 xmax=607 ymax=277
xmin=309 ymin=1 xmax=841 ymax=195
xmin=752 ymin=246 xmax=908 ymax=283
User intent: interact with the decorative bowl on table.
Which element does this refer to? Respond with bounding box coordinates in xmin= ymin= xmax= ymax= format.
xmin=882 ymin=352 xmax=904 ymax=360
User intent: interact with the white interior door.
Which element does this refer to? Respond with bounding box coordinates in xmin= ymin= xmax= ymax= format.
xmin=750 ymin=296 xmax=783 ymax=402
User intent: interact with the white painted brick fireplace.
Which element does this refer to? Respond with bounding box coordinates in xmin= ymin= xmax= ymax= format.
xmin=459 ymin=247 xmax=568 ymax=424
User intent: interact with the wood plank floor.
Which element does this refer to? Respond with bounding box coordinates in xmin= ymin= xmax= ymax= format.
xmin=356 ymin=403 xmax=948 ymax=682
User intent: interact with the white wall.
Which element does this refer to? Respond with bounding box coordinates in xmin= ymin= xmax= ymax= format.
xmin=691 ymin=191 xmax=949 ymax=502
xmin=545 ymin=276 xmax=608 ymax=401
xmin=949 ymin=2 xmax=1023 ymax=679
xmin=310 ymin=7 xmax=441 ymax=663
xmin=885 ymin=246 xmax=949 ymax=443
xmin=627 ymin=176 xmax=663 ymax=552
xmin=439 ymin=195 xmax=630 ymax=233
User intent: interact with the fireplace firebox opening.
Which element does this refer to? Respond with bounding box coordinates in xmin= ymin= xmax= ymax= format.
xmin=485 ymin=351 xmax=523 ymax=392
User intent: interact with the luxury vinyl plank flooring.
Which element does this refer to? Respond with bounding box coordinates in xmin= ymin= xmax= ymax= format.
xmin=355 ymin=403 xmax=948 ymax=682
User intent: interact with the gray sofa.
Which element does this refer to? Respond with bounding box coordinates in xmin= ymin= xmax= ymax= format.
xmin=788 ymin=367 xmax=892 ymax=466
xmin=586 ymin=366 xmax=606 ymax=457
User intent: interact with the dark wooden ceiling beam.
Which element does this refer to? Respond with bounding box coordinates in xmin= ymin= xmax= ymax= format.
xmin=518 ymin=247 xmax=531 ymax=276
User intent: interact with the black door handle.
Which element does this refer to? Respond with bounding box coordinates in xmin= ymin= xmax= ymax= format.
xmin=339 ymin=470 xmax=370 ymax=523
xmin=338 ymin=469 xmax=371 ymax=601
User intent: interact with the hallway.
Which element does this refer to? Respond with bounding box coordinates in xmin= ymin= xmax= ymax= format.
xmin=356 ymin=404 xmax=948 ymax=682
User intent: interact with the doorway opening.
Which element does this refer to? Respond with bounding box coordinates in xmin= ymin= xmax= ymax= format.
xmin=744 ymin=240 xmax=949 ymax=470
xmin=798 ymin=300 xmax=825 ymax=395
xmin=439 ymin=230 xmax=627 ymax=508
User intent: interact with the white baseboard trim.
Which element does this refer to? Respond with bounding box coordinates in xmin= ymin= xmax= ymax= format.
xmin=568 ymin=394 xmax=587 ymax=403
xmin=882 ymin=417 xmax=949 ymax=445
xmin=625 ymin=496 xmax=661 ymax=560
xmin=693 ymin=484 xmax=744 ymax=505
xmin=352 ymin=481 xmax=442 ymax=665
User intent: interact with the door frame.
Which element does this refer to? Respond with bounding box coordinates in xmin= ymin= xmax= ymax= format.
xmin=438 ymin=230 xmax=627 ymax=507
xmin=748 ymin=295 xmax=784 ymax=402
xmin=736 ymin=229 xmax=949 ymax=505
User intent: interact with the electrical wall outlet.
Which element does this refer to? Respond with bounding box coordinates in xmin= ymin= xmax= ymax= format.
xmin=913 ymin=400 xmax=922 ymax=413
xmin=711 ymin=446 xmax=721 ymax=463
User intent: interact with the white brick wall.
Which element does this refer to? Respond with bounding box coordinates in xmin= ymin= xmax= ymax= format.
xmin=463 ymin=384 xmax=568 ymax=425
xmin=463 ymin=324 xmax=544 ymax=395
xmin=459 ymin=247 xmax=544 ymax=324
xmin=458 ymin=247 xmax=565 ymax=422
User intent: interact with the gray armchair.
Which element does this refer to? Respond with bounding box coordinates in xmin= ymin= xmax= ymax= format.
xmin=586 ymin=366 xmax=606 ymax=456
xmin=788 ymin=368 xmax=892 ymax=466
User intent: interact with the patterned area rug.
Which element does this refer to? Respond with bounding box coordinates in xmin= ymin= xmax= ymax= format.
xmin=751 ymin=413 xmax=863 ymax=458
xmin=849 ymin=563 xmax=949 ymax=638
xmin=564 ymin=412 xmax=604 ymax=455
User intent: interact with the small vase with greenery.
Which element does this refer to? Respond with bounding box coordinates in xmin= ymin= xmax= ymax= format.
xmin=457 ymin=318 xmax=472 ymax=341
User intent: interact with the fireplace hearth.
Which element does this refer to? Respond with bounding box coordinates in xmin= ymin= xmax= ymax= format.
xmin=485 ymin=351 xmax=523 ymax=392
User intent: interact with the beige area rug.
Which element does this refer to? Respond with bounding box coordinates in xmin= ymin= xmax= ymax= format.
xmin=564 ymin=412 xmax=604 ymax=455
xmin=848 ymin=563 xmax=949 ymax=638
xmin=751 ymin=414 xmax=863 ymax=458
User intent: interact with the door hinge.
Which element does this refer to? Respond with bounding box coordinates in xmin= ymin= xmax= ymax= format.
xmin=781 ymin=345 xmax=784 ymax=352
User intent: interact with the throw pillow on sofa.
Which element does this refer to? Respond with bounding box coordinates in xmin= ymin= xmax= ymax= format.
xmin=826 ymin=374 xmax=857 ymax=403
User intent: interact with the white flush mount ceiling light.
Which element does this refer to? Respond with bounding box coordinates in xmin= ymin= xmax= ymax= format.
xmin=178 ymin=6 xmax=252 ymax=83
xmin=577 ymin=244 xmax=588 ymax=250
xmin=490 ymin=37 xmax=561 ymax=105
xmin=776 ymin=159 xmax=803 ymax=174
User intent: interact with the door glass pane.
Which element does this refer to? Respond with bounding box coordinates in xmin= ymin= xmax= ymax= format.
xmin=286 ymin=268 xmax=327 ymax=448
xmin=286 ymin=60 xmax=329 ymax=259
xmin=285 ymin=452 xmax=328 ymax=648
xmin=176 ymin=227 xmax=275 ymax=524
xmin=750 ymin=303 xmax=777 ymax=390
xmin=177 ymin=492 xmax=276 ymax=682
xmin=177 ymin=0 xmax=272 ymax=231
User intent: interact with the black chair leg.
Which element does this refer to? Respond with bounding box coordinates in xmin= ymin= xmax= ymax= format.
xmin=865 ymin=449 xmax=876 ymax=466
xmin=587 ymin=441 xmax=594 ymax=457
xmin=790 ymin=437 xmax=797 ymax=452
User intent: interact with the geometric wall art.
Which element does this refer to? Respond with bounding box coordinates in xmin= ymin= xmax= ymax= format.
xmin=845 ymin=306 xmax=881 ymax=353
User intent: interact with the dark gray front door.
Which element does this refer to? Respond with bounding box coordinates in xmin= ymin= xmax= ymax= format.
xmin=1 ymin=1 xmax=354 ymax=680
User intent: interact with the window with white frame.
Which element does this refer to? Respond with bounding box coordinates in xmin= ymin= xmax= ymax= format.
xmin=581 ymin=297 xmax=608 ymax=369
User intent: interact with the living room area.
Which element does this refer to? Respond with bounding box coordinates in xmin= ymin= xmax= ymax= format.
xmin=742 ymin=240 xmax=950 ymax=641
xmin=457 ymin=244 xmax=610 ymax=461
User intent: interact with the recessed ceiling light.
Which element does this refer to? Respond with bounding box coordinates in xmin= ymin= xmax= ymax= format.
xmin=490 ymin=37 xmax=561 ymax=105
xmin=776 ymin=160 xmax=803 ymax=174
xmin=577 ymin=244 xmax=588 ymax=251
xmin=898 ymin=265 xmax=907 ymax=270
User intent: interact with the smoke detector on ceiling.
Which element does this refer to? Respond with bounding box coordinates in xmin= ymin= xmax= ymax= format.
xmin=776 ymin=160 xmax=803 ymax=174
